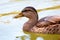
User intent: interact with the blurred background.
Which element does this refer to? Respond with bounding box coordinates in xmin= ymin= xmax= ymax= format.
xmin=0 ymin=0 xmax=60 ymax=40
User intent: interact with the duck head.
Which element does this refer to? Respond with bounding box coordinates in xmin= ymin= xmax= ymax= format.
xmin=14 ymin=6 xmax=38 ymax=19
xmin=14 ymin=6 xmax=38 ymax=32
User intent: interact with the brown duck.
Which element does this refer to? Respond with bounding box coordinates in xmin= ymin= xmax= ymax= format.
xmin=14 ymin=6 xmax=60 ymax=34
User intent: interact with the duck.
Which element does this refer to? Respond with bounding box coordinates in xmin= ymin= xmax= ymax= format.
xmin=14 ymin=6 xmax=60 ymax=34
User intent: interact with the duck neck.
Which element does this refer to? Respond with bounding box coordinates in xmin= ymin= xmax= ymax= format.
xmin=23 ymin=15 xmax=38 ymax=32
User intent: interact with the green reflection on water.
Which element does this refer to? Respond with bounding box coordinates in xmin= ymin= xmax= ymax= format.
xmin=16 ymin=31 xmax=60 ymax=40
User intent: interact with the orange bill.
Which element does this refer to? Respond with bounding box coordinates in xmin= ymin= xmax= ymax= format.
xmin=14 ymin=13 xmax=24 ymax=18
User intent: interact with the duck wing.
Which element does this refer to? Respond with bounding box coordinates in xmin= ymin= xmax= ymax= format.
xmin=31 ymin=16 xmax=60 ymax=34
xmin=36 ymin=16 xmax=60 ymax=27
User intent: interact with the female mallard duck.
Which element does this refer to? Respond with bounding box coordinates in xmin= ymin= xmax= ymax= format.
xmin=14 ymin=6 xmax=60 ymax=34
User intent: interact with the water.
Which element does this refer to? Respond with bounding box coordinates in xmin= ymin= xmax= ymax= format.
xmin=0 ymin=0 xmax=60 ymax=40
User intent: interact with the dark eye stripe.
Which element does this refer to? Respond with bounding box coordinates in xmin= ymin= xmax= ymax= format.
xmin=22 ymin=10 xmax=34 ymax=12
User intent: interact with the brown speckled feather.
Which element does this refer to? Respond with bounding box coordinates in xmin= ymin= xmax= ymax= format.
xmin=31 ymin=16 xmax=60 ymax=34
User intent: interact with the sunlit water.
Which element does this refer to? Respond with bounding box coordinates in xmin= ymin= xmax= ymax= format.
xmin=0 ymin=0 xmax=60 ymax=40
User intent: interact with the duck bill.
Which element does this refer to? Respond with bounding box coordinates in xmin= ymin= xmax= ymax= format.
xmin=14 ymin=13 xmax=24 ymax=18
